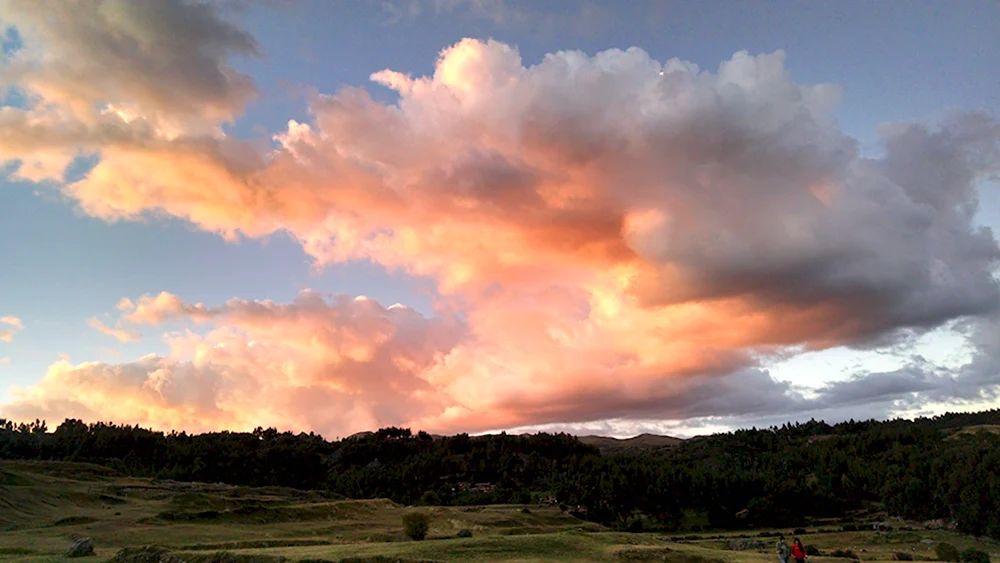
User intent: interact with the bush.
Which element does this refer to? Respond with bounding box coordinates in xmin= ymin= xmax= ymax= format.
xmin=960 ymin=548 xmax=991 ymax=563
xmin=456 ymin=529 xmax=472 ymax=538
xmin=402 ymin=512 xmax=431 ymax=541
xmin=831 ymin=549 xmax=859 ymax=559
xmin=841 ymin=524 xmax=860 ymax=532
xmin=806 ymin=545 xmax=822 ymax=556
xmin=418 ymin=490 xmax=440 ymax=506
xmin=936 ymin=543 xmax=961 ymax=562
xmin=794 ymin=528 xmax=808 ymax=535
xmin=895 ymin=552 xmax=915 ymax=561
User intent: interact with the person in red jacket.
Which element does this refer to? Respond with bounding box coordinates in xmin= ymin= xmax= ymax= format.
xmin=791 ymin=538 xmax=808 ymax=563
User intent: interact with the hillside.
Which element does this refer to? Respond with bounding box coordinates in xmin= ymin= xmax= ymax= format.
xmin=576 ymin=433 xmax=683 ymax=454
xmin=1 ymin=459 xmax=998 ymax=562
xmin=2 ymin=410 xmax=1000 ymax=542
xmin=0 ymin=459 xmax=608 ymax=561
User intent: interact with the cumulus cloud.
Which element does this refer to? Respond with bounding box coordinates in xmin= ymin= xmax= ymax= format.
xmin=3 ymin=291 xmax=466 ymax=436
xmin=3 ymin=30 xmax=1000 ymax=434
xmin=0 ymin=316 xmax=23 ymax=342
xmin=58 ymin=40 xmax=1000 ymax=341
xmin=0 ymin=0 xmax=259 ymax=180
xmin=1 ymin=0 xmax=257 ymax=123
xmin=87 ymin=318 xmax=142 ymax=343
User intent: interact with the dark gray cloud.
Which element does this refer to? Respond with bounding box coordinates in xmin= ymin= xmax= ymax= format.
xmin=1 ymin=0 xmax=259 ymax=124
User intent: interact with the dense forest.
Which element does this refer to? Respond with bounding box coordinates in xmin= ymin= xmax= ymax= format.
xmin=2 ymin=410 xmax=999 ymax=540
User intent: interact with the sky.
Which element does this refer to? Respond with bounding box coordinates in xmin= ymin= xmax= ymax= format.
xmin=1 ymin=0 xmax=999 ymax=439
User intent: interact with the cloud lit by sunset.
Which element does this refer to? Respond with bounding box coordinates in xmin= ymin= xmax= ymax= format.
xmin=1 ymin=0 xmax=998 ymax=438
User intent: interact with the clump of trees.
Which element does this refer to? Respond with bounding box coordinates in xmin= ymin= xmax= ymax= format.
xmin=2 ymin=410 xmax=1000 ymax=540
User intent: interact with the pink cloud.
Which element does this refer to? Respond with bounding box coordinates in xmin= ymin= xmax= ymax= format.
xmin=0 ymin=316 xmax=24 ymax=343
xmin=1 ymin=7 xmax=998 ymax=435
xmin=2 ymin=292 xmax=466 ymax=436
xmin=87 ymin=318 xmax=142 ymax=343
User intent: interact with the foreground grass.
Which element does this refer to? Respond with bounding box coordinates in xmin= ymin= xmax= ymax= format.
xmin=2 ymin=460 xmax=998 ymax=562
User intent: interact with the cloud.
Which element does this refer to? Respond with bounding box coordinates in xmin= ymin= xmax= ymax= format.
xmin=1 ymin=0 xmax=258 ymax=124
xmin=0 ymin=0 xmax=259 ymax=180
xmin=2 ymin=291 xmax=467 ymax=436
xmin=6 ymin=288 xmax=1000 ymax=438
xmin=0 ymin=316 xmax=23 ymax=342
xmin=87 ymin=318 xmax=142 ymax=343
xmin=3 ymin=33 xmax=1000 ymax=434
xmin=0 ymin=357 xmax=9 ymax=366
xmin=56 ymin=40 xmax=1000 ymax=344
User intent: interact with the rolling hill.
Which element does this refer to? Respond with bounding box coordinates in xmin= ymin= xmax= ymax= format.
xmin=575 ymin=433 xmax=683 ymax=454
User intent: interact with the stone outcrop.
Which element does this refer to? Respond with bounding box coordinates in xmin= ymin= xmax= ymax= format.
xmin=67 ymin=537 xmax=95 ymax=557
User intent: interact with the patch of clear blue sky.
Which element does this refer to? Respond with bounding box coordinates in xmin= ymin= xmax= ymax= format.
xmin=1 ymin=0 xmax=998 ymax=400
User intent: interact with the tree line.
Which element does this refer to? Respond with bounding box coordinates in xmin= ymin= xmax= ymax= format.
xmin=1 ymin=410 xmax=998 ymax=540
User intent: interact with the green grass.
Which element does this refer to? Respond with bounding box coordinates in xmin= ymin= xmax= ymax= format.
xmin=1 ymin=460 xmax=998 ymax=563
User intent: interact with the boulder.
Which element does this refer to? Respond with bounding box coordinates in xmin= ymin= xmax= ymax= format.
xmin=67 ymin=537 xmax=95 ymax=558
xmin=728 ymin=539 xmax=765 ymax=550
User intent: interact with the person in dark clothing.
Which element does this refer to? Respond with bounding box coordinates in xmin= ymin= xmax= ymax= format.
xmin=791 ymin=537 xmax=807 ymax=563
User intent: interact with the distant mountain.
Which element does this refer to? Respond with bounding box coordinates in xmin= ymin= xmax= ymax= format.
xmin=576 ymin=433 xmax=683 ymax=454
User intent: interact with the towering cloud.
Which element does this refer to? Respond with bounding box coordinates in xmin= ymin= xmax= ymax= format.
xmin=1 ymin=3 xmax=999 ymax=436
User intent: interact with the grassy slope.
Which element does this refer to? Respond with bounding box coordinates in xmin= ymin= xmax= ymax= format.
xmin=576 ymin=434 xmax=683 ymax=455
xmin=1 ymin=460 xmax=999 ymax=563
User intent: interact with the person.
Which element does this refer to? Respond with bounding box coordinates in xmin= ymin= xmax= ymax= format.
xmin=791 ymin=537 xmax=807 ymax=563
xmin=776 ymin=535 xmax=791 ymax=563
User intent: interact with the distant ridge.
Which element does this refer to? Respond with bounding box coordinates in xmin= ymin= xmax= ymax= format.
xmin=576 ymin=433 xmax=683 ymax=454
xmin=345 ymin=430 xmax=683 ymax=453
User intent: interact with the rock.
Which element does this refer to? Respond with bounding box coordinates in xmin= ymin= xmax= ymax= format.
xmin=728 ymin=539 xmax=766 ymax=551
xmin=67 ymin=537 xmax=95 ymax=558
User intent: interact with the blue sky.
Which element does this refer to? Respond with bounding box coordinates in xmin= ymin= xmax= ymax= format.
xmin=0 ymin=0 xmax=998 ymax=437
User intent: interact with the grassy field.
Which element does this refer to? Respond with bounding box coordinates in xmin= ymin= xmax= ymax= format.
xmin=1 ymin=460 xmax=997 ymax=562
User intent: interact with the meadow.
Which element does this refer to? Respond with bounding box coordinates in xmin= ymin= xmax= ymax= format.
xmin=2 ymin=460 xmax=997 ymax=563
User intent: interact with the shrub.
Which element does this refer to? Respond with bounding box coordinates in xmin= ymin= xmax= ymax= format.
xmin=418 ymin=490 xmax=440 ymax=506
xmin=794 ymin=528 xmax=808 ymax=535
xmin=456 ymin=529 xmax=472 ymax=538
xmin=627 ymin=518 xmax=645 ymax=533
xmin=841 ymin=524 xmax=860 ymax=532
xmin=402 ymin=512 xmax=431 ymax=541
xmin=895 ymin=552 xmax=915 ymax=561
xmin=806 ymin=545 xmax=822 ymax=556
xmin=936 ymin=543 xmax=961 ymax=562
xmin=831 ymin=549 xmax=859 ymax=559
xmin=960 ymin=548 xmax=991 ymax=563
